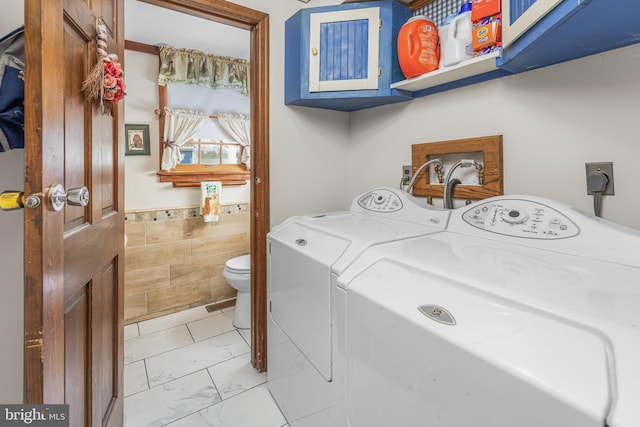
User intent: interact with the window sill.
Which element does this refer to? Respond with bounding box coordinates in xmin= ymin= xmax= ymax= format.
xmin=157 ymin=165 xmax=250 ymax=187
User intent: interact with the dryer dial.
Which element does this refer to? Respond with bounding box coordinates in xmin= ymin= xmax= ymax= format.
xmin=501 ymin=209 xmax=529 ymax=225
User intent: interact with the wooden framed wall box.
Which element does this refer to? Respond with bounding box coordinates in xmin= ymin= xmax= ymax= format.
xmin=411 ymin=135 xmax=503 ymax=201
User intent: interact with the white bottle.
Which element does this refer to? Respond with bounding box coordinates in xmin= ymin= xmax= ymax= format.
xmin=443 ymin=2 xmax=473 ymax=67
xmin=438 ymin=14 xmax=457 ymax=68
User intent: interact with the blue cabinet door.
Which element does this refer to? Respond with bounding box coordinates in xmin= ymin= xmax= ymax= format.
xmin=310 ymin=8 xmax=379 ymax=92
xmin=502 ymin=0 xmax=563 ymax=47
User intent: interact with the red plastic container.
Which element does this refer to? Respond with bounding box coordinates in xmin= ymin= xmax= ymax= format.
xmin=397 ymin=16 xmax=440 ymax=79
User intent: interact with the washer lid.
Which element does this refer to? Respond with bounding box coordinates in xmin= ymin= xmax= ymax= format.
xmin=338 ymin=231 xmax=640 ymax=427
xmin=226 ymin=254 xmax=250 ymax=272
xmin=344 ymin=259 xmax=611 ymax=427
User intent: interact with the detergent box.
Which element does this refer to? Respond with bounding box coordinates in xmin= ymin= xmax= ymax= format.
xmin=471 ymin=0 xmax=501 ymax=21
xmin=472 ymin=14 xmax=502 ymax=52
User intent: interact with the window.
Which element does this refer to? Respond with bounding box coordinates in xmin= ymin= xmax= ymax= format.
xmin=179 ymin=140 xmax=243 ymax=166
xmin=160 ymin=137 xmax=249 ymax=187
xmin=155 ymin=85 xmax=250 ymax=187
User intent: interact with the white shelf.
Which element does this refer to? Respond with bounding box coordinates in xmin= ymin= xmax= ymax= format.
xmin=390 ymin=51 xmax=501 ymax=92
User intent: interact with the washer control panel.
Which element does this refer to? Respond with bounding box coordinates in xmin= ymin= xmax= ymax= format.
xmin=462 ymin=199 xmax=580 ymax=239
xmin=352 ymin=188 xmax=449 ymax=227
xmin=357 ymin=189 xmax=403 ymax=213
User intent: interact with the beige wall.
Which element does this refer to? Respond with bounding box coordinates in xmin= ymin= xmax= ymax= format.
xmin=124 ymin=205 xmax=250 ymax=323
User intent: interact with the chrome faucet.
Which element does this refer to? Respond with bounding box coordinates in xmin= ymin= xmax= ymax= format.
xmin=443 ymin=159 xmax=483 ymax=209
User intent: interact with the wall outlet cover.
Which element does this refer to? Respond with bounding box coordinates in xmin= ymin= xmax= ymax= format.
xmin=402 ymin=165 xmax=412 ymax=183
xmin=585 ymin=162 xmax=614 ymax=195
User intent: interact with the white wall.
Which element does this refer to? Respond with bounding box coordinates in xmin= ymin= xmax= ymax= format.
xmin=234 ymin=0 xmax=640 ymax=230
xmin=123 ymin=51 xmax=255 ymax=211
xmin=349 ymin=44 xmax=640 ymax=229
xmin=230 ymin=0 xmax=352 ymax=226
xmin=124 ymin=0 xmax=351 ymax=224
xmin=0 ymin=0 xmax=25 ymax=403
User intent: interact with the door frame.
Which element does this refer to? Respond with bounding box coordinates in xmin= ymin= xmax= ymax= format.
xmin=140 ymin=0 xmax=270 ymax=372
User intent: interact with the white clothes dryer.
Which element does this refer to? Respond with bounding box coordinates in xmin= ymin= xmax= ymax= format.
xmin=267 ymin=187 xmax=449 ymax=427
xmin=336 ymin=195 xmax=640 ymax=427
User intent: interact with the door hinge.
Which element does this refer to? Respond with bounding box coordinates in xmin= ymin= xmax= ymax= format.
xmin=379 ymin=18 xmax=382 ymax=31
xmin=269 ymin=301 xmax=272 ymax=312
xmin=378 ymin=66 xmax=382 ymax=80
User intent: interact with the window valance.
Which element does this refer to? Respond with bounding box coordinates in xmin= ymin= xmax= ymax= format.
xmin=158 ymin=45 xmax=250 ymax=96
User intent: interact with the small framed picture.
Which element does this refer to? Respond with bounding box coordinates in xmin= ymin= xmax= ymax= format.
xmin=125 ymin=124 xmax=150 ymax=156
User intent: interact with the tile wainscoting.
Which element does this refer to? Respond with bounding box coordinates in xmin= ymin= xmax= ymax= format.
xmin=124 ymin=203 xmax=250 ymax=324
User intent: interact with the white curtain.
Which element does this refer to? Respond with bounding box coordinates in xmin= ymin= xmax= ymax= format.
xmin=161 ymin=108 xmax=210 ymax=171
xmin=217 ymin=113 xmax=251 ymax=169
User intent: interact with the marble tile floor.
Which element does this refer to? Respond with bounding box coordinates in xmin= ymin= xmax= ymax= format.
xmin=124 ymin=306 xmax=288 ymax=427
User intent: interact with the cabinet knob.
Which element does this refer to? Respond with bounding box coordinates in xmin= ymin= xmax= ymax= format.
xmin=311 ymin=47 xmax=318 ymax=56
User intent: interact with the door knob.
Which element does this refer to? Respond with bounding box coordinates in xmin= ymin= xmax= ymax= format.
xmin=47 ymin=184 xmax=90 ymax=211
xmin=1 ymin=185 xmax=89 ymax=212
xmin=66 ymin=186 xmax=90 ymax=207
xmin=0 ymin=191 xmax=42 ymax=211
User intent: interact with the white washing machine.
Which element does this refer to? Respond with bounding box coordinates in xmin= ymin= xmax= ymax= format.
xmin=267 ymin=187 xmax=449 ymax=427
xmin=336 ymin=195 xmax=640 ymax=427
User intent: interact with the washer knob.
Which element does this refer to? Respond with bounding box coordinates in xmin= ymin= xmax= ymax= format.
xmin=502 ymin=209 xmax=529 ymax=224
xmin=374 ymin=195 xmax=386 ymax=205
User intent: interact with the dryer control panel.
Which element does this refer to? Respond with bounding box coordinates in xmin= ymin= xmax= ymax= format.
xmin=462 ymin=199 xmax=580 ymax=239
xmin=449 ymin=195 xmax=640 ymax=266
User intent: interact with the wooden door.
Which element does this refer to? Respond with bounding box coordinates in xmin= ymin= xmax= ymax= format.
xmin=24 ymin=1 xmax=124 ymax=426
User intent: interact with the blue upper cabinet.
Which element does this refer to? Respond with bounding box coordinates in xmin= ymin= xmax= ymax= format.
xmin=500 ymin=0 xmax=640 ymax=73
xmin=393 ymin=0 xmax=640 ymax=97
xmin=286 ymin=0 xmax=640 ymax=108
xmin=285 ymin=0 xmax=413 ymax=112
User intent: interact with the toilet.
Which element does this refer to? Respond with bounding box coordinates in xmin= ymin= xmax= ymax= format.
xmin=223 ymin=254 xmax=251 ymax=329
